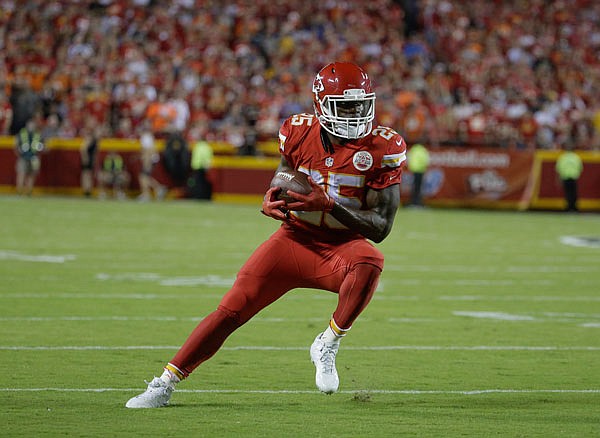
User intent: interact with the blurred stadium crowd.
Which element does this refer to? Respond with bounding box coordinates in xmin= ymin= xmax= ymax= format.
xmin=1 ymin=0 xmax=600 ymax=152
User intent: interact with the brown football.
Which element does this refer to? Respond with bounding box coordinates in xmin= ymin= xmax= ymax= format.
xmin=269 ymin=169 xmax=312 ymax=202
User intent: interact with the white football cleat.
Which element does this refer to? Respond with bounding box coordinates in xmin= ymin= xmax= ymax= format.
xmin=125 ymin=377 xmax=174 ymax=408
xmin=310 ymin=333 xmax=340 ymax=394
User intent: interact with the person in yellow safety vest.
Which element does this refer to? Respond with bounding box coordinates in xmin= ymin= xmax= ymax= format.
xmin=555 ymin=145 xmax=583 ymax=212
xmin=407 ymin=143 xmax=430 ymax=207
xmin=189 ymin=138 xmax=214 ymax=200
xmin=97 ymin=151 xmax=131 ymax=200
xmin=14 ymin=117 xmax=45 ymax=196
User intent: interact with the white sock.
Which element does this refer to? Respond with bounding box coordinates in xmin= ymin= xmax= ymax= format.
xmin=320 ymin=325 xmax=343 ymax=344
xmin=160 ymin=368 xmax=180 ymax=385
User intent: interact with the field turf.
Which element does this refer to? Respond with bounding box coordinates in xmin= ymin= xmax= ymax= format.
xmin=0 ymin=195 xmax=599 ymax=437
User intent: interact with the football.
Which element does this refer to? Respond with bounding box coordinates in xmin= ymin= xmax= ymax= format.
xmin=270 ymin=169 xmax=312 ymax=202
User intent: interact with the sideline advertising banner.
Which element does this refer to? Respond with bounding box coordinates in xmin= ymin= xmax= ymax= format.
xmin=401 ymin=147 xmax=536 ymax=209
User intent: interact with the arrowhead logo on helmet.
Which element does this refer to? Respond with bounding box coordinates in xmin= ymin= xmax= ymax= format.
xmin=313 ymin=73 xmax=325 ymax=93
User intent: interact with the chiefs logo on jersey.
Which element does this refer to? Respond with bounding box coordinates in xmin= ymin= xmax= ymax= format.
xmin=352 ymin=151 xmax=373 ymax=171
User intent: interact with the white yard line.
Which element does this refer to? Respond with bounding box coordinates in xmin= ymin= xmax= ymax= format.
xmin=0 ymin=316 xmax=328 ymax=323
xmin=2 ymin=313 xmax=597 ymax=327
xmin=0 ymin=293 xmax=226 ymax=300
xmin=441 ymin=295 xmax=600 ymax=302
xmin=453 ymin=311 xmax=536 ymax=321
xmin=452 ymin=310 xmax=600 ymax=326
xmin=1 ymin=345 xmax=599 ymax=351
xmin=385 ymin=265 xmax=600 ymax=273
xmin=0 ymin=250 xmax=76 ymax=263
xmin=1 ymin=387 xmax=599 ymax=395
xmin=2 ymin=292 xmax=600 ymax=302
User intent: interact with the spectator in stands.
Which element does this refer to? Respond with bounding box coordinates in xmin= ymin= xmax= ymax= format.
xmin=14 ymin=117 xmax=45 ymax=196
xmin=97 ymin=151 xmax=130 ymax=200
xmin=9 ymin=78 xmax=41 ymax=135
xmin=146 ymin=91 xmax=176 ymax=138
xmin=169 ymin=89 xmax=191 ymax=135
xmin=2 ymin=0 xmax=600 ymax=151
xmin=41 ymin=113 xmax=60 ymax=140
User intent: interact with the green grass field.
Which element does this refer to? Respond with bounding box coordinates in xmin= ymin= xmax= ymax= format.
xmin=0 ymin=195 xmax=599 ymax=437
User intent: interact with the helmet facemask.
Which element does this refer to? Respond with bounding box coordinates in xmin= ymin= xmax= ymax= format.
xmin=314 ymin=89 xmax=375 ymax=140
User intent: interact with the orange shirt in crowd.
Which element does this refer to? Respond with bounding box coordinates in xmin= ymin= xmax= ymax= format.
xmin=146 ymin=102 xmax=177 ymax=133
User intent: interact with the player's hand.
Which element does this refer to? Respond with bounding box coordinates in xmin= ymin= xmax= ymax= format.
xmin=286 ymin=177 xmax=335 ymax=212
xmin=261 ymin=186 xmax=290 ymax=221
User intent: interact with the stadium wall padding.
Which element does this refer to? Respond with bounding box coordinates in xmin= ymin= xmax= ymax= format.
xmin=0 ymin=136 xmax=599 ymax=210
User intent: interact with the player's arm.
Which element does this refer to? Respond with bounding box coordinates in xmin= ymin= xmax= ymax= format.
xmin=287 ymin=177 xmax=400 ymax=243
xmin=329 ymin=184 xmax=400 ymax=243
xmin=274 ymin=157 xmax=293 ymax=173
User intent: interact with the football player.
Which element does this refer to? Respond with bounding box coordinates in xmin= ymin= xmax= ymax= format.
xmin=126 ymin=62 xmax=406 ymax=408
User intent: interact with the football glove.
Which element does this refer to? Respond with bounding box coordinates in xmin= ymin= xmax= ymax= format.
xmin=261 ymin=186 xmax=291 ymax=221
xmin=286 ymin=177 xmax=335 ymax=213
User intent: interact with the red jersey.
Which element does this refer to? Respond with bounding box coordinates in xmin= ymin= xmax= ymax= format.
xmin=278 ymin=113 xmax=406 ymax=240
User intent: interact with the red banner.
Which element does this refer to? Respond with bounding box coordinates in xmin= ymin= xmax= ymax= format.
xmin=400 ymin=147 xmax=536 ymax=209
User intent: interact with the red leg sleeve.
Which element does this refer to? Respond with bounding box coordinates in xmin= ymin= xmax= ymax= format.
xmin=332 ymin=263 xmax=381 ymax=330
xmin=169 ymin=306 xmax=240 ymax=377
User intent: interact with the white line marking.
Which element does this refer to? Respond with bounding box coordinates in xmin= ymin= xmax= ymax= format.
xmin=96 ymin=273 xmax=235 ymax=287
xmin=3 ymin=293 xmax=600 ymax=303
xmin=0 ymin=316 xmax=202 ymax=322
xmin=453 ymin=311 xmax=536 ymax=321
xmin=1 ymin=388 xmax=599 ymax=395
xmin=0 ymin=293 xmax=225 ymax=300
xmin=560 ymin=236 xmax=600 ymax=249
xmin=0 ymin=250 xmax=76 ymax=263
xmin=385 ymin=265 xmax=599 ymax=273
xmin=441 ymin=295 xmax=600 ymax=302
xmin=543 ymin=312 xmax=600 ymax=318
xmin=1 ymin=345 xmax=599 ymax=351
xmin=0 ymin=292 xmax=422 ymax=301
xmin=452 ymin=311 xmax=600 ymax=326
xmin=0 ymin=316 xmax=329 ymax=323
xmin=96 ymin=273 xmax=594 ymax=288
xmin=388 ymin=318 xmax=438 ymax=323
xmin=1 ymin=314 xmax=597 ymax=326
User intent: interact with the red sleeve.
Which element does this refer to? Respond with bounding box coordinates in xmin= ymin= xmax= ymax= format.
xmin=278 ymin=114 xmax=316 ymax=169
xmin=369 ymin=134 xmax=407 ymax=190
xmin=278 ymin=116 xmax=297 ymax=168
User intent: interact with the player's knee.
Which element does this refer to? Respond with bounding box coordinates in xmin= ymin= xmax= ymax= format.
xmin=354 ymin=262 xmax=381 ymax=281
xmin=216 ymin=305 xmax=243 ymax=327
xmin=351 ymin=263 xmax=382 ymax=295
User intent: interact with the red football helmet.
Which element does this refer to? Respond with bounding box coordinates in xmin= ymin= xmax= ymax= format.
xmin=312 ymin=62 xmax=376 ymax=139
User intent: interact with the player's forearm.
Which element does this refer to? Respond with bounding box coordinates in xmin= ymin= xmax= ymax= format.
xmin=329 ymin=202 xmax=391 ymax=243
